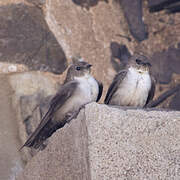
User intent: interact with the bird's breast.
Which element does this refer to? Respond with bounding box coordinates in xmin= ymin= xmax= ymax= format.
xmin=76 ymin=75 xmax=99 ymax=102
xmin=113 ymin=69 xmax=152 ymax=107
xmin=73 ymin=75 xmax=99 ymax=103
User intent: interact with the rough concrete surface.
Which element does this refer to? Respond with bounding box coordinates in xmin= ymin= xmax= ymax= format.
xmin=17 ymin=103 xmax=180 ymax=180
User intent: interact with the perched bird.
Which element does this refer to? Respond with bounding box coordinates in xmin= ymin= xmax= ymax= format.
xmin=21 ymin=58 xmax=103 ymax=149
xmin=104 ymin=55 xmax=155 ymax=107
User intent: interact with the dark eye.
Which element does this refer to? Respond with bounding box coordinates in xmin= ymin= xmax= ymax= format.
xmin=136 ymin=59 xmax=142 ymax=65
xmin=76 ymin=66 xmax=81 ymax=71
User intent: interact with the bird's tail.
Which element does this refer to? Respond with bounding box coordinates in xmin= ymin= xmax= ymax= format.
xmin=19 ymin=118 xmax=66 ymax=150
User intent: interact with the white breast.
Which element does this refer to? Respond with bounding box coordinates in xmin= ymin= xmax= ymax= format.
xmin=74 ymin=74 xmax=99 ymax=103
xmin=59 ymin=75 xmax=99 ymax=115
xmin=112 ymin=67 xmax=152 ymax=107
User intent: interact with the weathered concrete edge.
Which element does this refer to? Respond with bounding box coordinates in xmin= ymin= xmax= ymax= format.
xmin=16 ymin=102 xmax=180 ymax=180
xmin=16 ymin=108 xmax=91 ymax=180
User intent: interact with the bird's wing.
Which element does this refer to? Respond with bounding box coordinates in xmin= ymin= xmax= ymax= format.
xmin=20 ymin=81 xmax=78 ymax=149
xmin=96 ymin=80 xmax=103 ymax=102
xmin=104 ymin=70 xmax=127 ymax=104
xmin=145 ymin=76 xmax=156 ymax=106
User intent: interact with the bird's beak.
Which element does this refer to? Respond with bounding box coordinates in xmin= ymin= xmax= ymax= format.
xmin=86 ymin=64 xmax=92 ymax=69
xmin=142 ymin=61 xmax=151 ymax=67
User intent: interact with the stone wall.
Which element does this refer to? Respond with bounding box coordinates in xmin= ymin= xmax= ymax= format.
xmin=0 ymin=0 xmax=179 ymax=107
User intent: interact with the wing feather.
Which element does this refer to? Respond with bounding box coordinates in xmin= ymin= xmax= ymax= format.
xmin=104 ymin=70 xmax=127 ymax=104
xmin=20 ymin=81 xmax=78 ymax=149
xmin=96 ymin=80 xmax=103 ymax=102
xmin=145 ymin=76 xmax=156 ymax=106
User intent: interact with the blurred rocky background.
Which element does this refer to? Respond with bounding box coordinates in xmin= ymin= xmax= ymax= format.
xmin=0 ymin=0 xmax=179 ymax=179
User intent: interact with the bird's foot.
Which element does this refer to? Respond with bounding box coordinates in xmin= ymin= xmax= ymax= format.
xmin=80 ymin=102 xmax=89 ymax=110
xmin=66 ymin=103 xmax=88 ymax=123
xmin=66 ymin=111 xmax=79 ymax=123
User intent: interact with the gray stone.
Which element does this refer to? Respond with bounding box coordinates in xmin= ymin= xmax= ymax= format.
xmin=17 ymin=103 xmax=180 ymax=180
xmin=0 ymin=3 xmax=67 ymax=74
xmin=118 ymin=0 xmax=148 ymax=41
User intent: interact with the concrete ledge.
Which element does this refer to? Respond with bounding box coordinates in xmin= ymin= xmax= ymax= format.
xmin=17 ymin=103 xmax=180 ymax=180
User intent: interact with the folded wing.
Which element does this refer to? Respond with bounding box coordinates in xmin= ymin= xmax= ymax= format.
xmin=104 ymin=70 xmax=127 ymax=104
xmin=20 ymin=81 xmax=78 ymax=149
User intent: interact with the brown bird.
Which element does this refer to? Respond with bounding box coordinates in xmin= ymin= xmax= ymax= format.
xmin=104 ymin=54 xmax=155 ymax=107
xmin=21 ymin=57 xmax=103 ymax=149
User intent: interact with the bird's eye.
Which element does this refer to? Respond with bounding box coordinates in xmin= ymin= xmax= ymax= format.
xmin=76 ymin=66 xmax=81 ymax=71
xmin=136 ymin=59 xmax=142 ymax=65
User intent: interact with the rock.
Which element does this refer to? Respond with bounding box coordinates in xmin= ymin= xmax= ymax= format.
xmin=9 ymin=71 xmax=62 ymax=97
xmin=0 ymin=2 xmax=67 ymax=74
xmin=150 ymin=44 xmax=180 ymax=84
xmin=17 ymin=103 xmax=180 ymax=180
xmin=110 ymin=42 xmax=131 ymax=72
xmin=117 ymin=0 xmax=148 ymax=41
xmin=0 ymin=62 xmax=28 ymax=74
xmin=0 ymin=75 xmax=24 ymax=180
xmin=26 ymin=0 xmax=45 ymax=7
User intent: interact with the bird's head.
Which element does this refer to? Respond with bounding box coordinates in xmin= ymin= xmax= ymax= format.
xmin=64 ymin=56 xmax=92 ymax=83
xmin=128 ymin=54 xmax=151 ymax=73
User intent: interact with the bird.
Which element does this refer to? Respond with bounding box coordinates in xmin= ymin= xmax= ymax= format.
xmin=20 ymin=57 xmax=103 ymax=149
xmin=104 ymin=54 xmax=155 ymax=107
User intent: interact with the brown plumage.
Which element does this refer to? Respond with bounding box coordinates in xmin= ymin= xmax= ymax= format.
xmin=20 ymin=58 xmax=103 ymax=149
xmin=105 ymin=55 xmax=155 ymax=107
